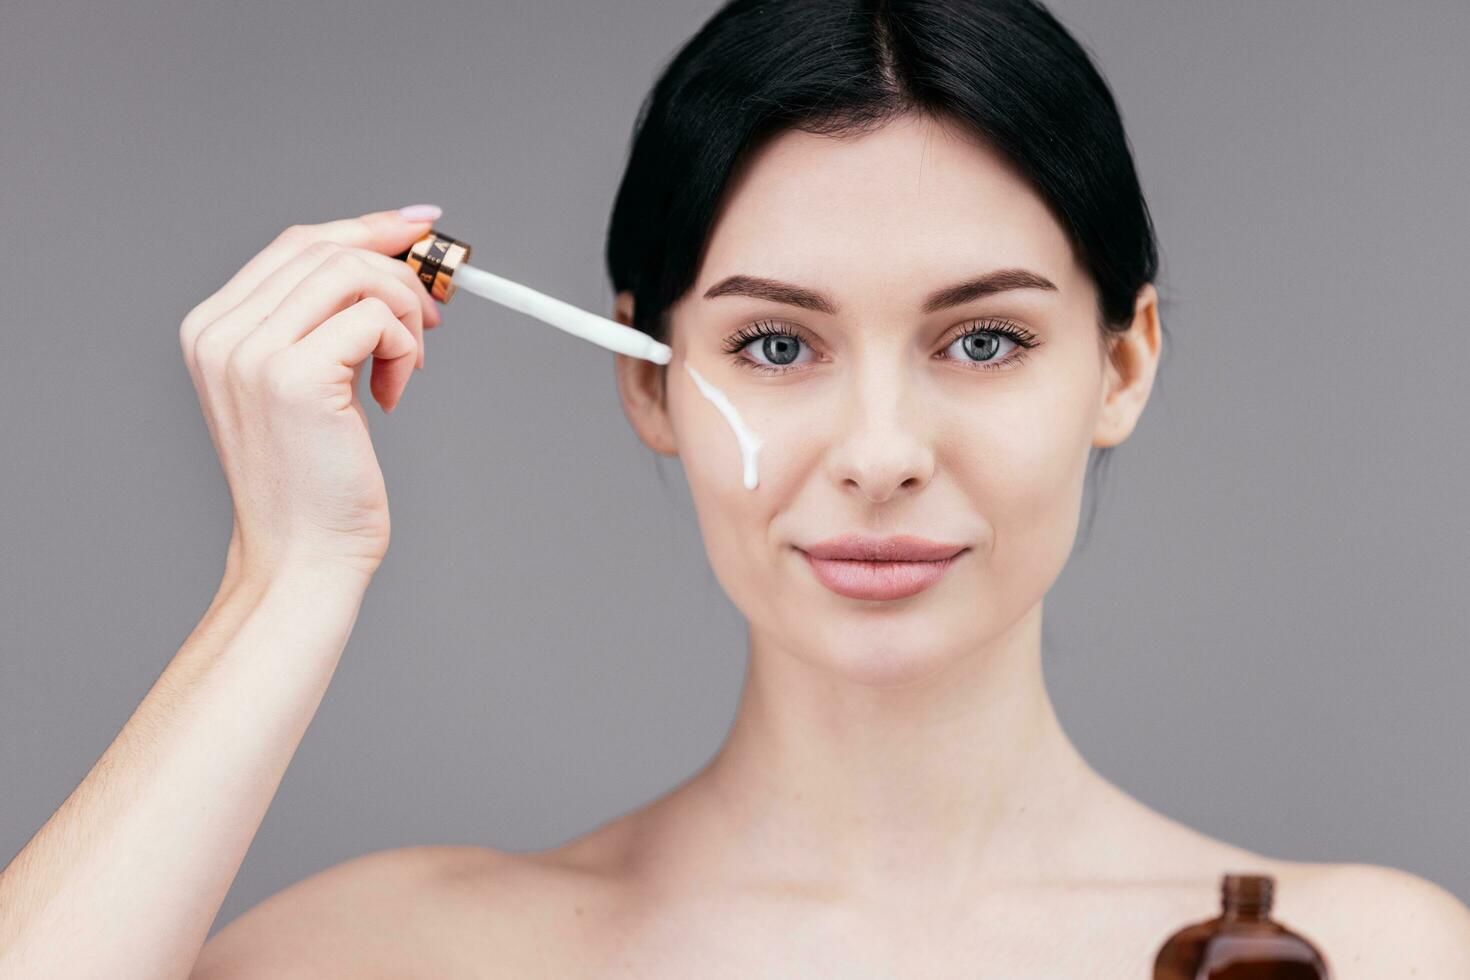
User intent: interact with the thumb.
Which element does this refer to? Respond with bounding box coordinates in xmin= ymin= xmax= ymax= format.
xmin=312 ymin=205 xmax=444 ymax=258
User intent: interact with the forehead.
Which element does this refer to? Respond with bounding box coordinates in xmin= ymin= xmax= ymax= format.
xmin=695 ymin=113 xmax=1085 ymax=305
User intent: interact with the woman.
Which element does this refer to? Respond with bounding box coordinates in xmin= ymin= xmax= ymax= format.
xmin=3 ymin=0 xmax=1466 ymax=977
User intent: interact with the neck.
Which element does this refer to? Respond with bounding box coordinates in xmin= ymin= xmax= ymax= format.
xmin=674 ymin=601 xmax=1110 ymax=902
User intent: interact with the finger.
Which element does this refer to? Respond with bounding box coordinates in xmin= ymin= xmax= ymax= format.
xmin=285 ymin=297 xmax=419 ymax=413
xmin=246 ymin=249 xmax=425 ymax=369
xmin=225 ymin=215 xmax=442 ymax=331
xmin=225 ymin=243 xmax=434 ymax=366
xmin=312 ymin=207 xmax=444 ymax=256
xmin=228 ymin=242 xmax=443 ymax=334
xmin=185 ymin=207 xmax=440 ymax=334
xmin=191 ymin=241 xmax=342 ymax=367
xmin=358 ymin=248 xmax=442 ymax=332
xmin=353 ymin=251 xmax=430 ymax=370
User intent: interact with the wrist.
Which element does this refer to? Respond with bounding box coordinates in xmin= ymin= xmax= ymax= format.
xmin=220 ymin=552 xmax=377 ymax=605
xmin=222 ymin=530 xmax=378 ymax=590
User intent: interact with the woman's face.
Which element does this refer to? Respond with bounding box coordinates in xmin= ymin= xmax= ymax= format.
xmin=616 ymin=112 xmax=1158 ymax=685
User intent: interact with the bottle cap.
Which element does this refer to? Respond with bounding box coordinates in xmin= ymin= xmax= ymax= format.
xmin=393 ymin=230 xmax=472 ymax=303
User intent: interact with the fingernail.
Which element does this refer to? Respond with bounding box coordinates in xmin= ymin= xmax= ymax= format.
xmin=397 ymin=203 xmax=442 ymax=221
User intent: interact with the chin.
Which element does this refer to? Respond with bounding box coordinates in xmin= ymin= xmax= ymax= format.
xmin=787 ymin=611 xmax=970 ymax=688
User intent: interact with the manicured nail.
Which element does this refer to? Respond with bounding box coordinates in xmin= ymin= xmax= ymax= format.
xmin=397 ymin=203 xmax=442 ymax=221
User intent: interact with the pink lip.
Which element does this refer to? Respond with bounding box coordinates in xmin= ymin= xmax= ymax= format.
xmin=802 ymin=533 xmax=966 ymax=562
xmin=800 ymin=551 xmax=962 ymax=600
xmin=797 ymin=534 xmax=967 ymax=601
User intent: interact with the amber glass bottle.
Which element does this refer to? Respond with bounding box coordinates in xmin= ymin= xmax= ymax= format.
xmin=1153 ymin=873 xmax=1331 ymax=978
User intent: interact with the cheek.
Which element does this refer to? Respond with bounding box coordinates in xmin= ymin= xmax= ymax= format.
xmin=668 ymin=362 xmax=774 ymax=600
xmin=945 ymin=388 xmax=1093 ymax=589
xmin=671 ymin=361 xmax=833 ymax=622
xmin=672 ymin=359 xmax=825 ymax=511
xmin=680 ymin=360 xmax=765 ymax=490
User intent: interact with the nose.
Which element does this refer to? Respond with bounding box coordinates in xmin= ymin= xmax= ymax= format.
xmin=823 ymin=364 xmax=936 ymax=504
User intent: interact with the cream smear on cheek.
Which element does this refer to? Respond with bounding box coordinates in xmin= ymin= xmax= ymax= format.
xmin=682 ymin=359 xmax=764 ymax=490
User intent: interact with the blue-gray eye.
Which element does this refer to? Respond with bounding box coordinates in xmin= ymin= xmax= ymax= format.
xmin=940 ymin=319 xmax=1042 ymax=370
xmin=722 ymin=320 xmax=818 ymax=372
xmin=946 ymin=330 xmax=1008 ymax=363
xmin=721 ymin=316 xmax=1040 ymax=375
xmin=753 ymin=334 xmax=802 ymax=366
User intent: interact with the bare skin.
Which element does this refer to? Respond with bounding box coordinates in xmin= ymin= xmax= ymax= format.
xmin=193 ymin=115 xmax=1470 ymax=977
xmin=0 ymin=208 xmax=444 ymax=979
xmin=5 ymin=122 xmax=1466 ymax=976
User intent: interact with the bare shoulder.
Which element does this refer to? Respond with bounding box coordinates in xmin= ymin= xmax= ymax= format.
xmin=191 ymin=844 xmax=517 ymax=979
xmin=1100 ymin=792 xmax=1470 ymax=977
xmin=1285 ymin=861 xmax=1470 ymax=979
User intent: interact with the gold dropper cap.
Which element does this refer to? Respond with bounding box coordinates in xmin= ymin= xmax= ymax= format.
xmin=393 ymin=230 xmax=472 ymax=303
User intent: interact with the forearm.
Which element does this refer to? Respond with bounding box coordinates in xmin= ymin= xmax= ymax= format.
xmin=0 ymin=560 xmax=373 ymax=980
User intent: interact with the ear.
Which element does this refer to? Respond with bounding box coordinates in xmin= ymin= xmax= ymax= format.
xmin=1092 ymin=282 xmax=1162 ymax=449
xmin=611 ymin=290 xmax=678 ymax=456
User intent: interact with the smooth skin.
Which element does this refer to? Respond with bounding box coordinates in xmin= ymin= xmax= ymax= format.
xmin=4 ymin=118 xmax=1470 ymax=978
xmin=0 ymin=208 xmax=441 ymax=978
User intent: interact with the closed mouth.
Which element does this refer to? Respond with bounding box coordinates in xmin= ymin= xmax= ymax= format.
xmin=798 ymin=547 xmax=966 ymax=601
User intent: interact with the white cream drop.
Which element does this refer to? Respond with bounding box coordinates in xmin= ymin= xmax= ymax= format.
xmin=683 ymin=359 xmax=764 ymax=490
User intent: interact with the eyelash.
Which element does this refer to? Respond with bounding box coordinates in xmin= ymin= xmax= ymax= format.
xmin=720 ymin=318 xmax=1041 ymax=375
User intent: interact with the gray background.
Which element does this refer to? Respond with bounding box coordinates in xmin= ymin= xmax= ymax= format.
xmin=1 ymin=0 xmax=1466 ymax=937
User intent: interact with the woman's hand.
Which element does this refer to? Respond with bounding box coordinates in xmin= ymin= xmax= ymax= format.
xmin=178 ymin=207 xmax=445 ymax=580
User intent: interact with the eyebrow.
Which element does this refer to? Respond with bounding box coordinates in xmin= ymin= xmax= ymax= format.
xmin=701 ymin=268 xmax=1058 ymax=316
